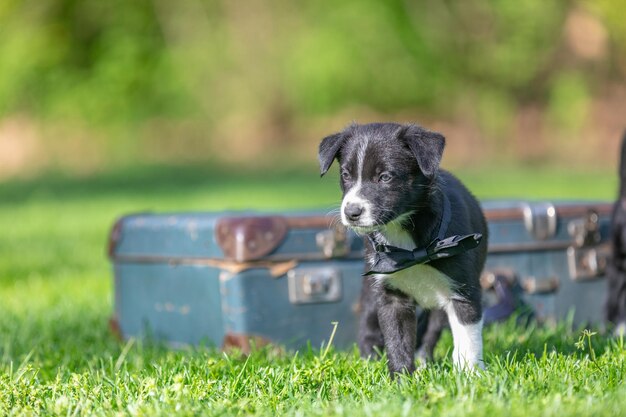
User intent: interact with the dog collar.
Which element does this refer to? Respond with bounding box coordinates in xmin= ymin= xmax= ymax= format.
xmin=363 ymin=194 xmax=483 ymax=276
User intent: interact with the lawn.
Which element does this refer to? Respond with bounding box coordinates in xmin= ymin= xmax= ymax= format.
xmin=1 ymin=163 xmax=625 ymax=416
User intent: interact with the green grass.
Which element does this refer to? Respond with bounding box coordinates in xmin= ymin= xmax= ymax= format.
xmin=0 ymin=163 xmax=624 ymax=416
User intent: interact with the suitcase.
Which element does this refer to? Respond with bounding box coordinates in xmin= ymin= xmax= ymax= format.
xmin=108 ymin=201 xmax=613 ymax=350
xmin=482 ymin=201 xmax=612 ymax=326
xmin=108 ymin=212 xmax=366 ymax=350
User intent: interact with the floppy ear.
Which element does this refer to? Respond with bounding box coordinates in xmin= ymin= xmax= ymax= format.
xmin=400 ymin=124 xmax=445 ymax=179
xmin=318 ymin=132 xmax=345 ymax=176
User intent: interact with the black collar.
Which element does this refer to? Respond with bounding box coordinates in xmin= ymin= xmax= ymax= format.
xmin=364 ymin=193 xmax=482 ymax=275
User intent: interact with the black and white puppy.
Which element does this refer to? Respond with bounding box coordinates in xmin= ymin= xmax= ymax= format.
xmin=319 ymin=122 xmax=488 ymax=376
xmin=606 ymin=130 xmax=626 ymax=335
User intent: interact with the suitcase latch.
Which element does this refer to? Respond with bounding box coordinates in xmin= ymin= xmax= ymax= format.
xmin=523 ymin=202 xmax=557 ymax=240
xmin=287 ymin=268 xmax=342 ymax=304
xmin=316 ymin=225 xmax=349 ymax=258
xmin=567 ymin=210 xmax=609 ymax=281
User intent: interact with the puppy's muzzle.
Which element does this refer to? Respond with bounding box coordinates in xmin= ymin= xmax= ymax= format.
xmin=344 ymin=203 xmax=364 ymax=222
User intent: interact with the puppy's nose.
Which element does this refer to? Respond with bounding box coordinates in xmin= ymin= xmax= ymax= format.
xmin=344 ymin=203 xmax=363 ymax=221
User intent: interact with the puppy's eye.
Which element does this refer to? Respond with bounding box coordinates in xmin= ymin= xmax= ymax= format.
xmin=341 ymin=170 xmax=352 ymax=181
xmin=379 ymin=172 xmax=393 ymax=183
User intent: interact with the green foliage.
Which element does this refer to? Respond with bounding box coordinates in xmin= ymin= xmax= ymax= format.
xmin=0 ymin=0 xmax=189 ymax=124
xmin=548 ymin=72 xmax=590 ymax=133
xmin=0 ymin=0 xmax=618 ymax=133
xmin=0 ymin=166 xmax=622 ymax=416
xmin=259 ymin=0 xmax=570 ymax=115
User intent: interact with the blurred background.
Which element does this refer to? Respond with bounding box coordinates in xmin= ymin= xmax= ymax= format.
xmin=1 ymin=0 xmax=625 ymax=179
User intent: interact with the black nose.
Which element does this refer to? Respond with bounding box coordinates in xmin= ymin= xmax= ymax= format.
xmin=344 ymin=203 xmax=363 ymax=221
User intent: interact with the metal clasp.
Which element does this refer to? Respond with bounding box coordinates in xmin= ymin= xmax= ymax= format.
xmin=567 ymin=245 xmax=609 ymax=281
xmin=568 ymin=210 xmax=601 ymax=247
xmin=287 ymin=268 xmax=342 ymax=304
xmin=523 ymin=202 xmax=557 ymax=240
xmin=316 ymin=225 xmax=349 ymax=258
xmin=567 ymin=210 xmax=609 ymax=281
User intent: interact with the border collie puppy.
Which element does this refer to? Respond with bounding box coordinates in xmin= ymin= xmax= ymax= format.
xmin=319 ymin=122 xmax=488 ymax=376
xmin=606 ymin=130 xmax=626 ymax=335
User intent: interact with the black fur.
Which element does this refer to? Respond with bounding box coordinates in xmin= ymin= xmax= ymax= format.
xmin=319 ymin=122 xmax=488 ymax=377
xmin=606 ymin=130 xmax=626 ymax=332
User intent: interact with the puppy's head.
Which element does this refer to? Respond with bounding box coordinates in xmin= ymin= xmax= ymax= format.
xmin=319 ymin=122 xmax=445 ymax=233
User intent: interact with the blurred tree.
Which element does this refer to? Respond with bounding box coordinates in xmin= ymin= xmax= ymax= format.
xmin=0 ymin=0 xmax=623 ymax=169
xmin=0 ymin=0 xmax=188 ymax=124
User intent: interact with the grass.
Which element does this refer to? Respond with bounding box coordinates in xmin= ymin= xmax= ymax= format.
xmin=0 ymin=163 xmax=624 ymax=416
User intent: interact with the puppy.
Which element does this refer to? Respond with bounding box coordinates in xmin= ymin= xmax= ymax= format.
xmin=606 ymin=130 xmax=626 ymax=335
xmin=319 ymin=122 xmax=488 ymax=376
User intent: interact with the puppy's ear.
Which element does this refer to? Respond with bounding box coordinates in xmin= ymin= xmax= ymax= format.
xmin=400 ymin=124 xmax=445 ymax=179
xmin=318 ymin=132 xmax=345 ymax=176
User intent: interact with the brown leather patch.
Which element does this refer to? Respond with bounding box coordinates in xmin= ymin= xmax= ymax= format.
xmin=108 ymin=316 xmax=122 ymax=340
xmin=107 ymin=217 xmax=124 ymax=259
xmin=215 ymin=216 xmax=289 ymax=262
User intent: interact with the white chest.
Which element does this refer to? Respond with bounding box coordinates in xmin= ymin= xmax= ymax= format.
xmin=373 ymin=226 xmax=454 ymax=309
xmin=381 ymin=265 xmax=454 ymax=309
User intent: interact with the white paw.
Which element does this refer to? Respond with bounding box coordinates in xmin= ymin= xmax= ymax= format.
xmin=453 ymin=350 xmax=485 ymax=372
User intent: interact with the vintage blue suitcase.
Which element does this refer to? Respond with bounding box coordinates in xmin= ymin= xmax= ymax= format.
xmin=108 ymin=201 xmax=613 ymax=350
xmin=108 ymin=212 xmax=366 ymax=350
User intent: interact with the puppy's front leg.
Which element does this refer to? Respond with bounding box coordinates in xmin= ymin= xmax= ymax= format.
xmin=358 ymin=275 xmax=384 ymax=358
xmin=377 ymin=287 xmax=417 ymax=377
xmin=445 ymin=298 xmax=484 ymax=370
